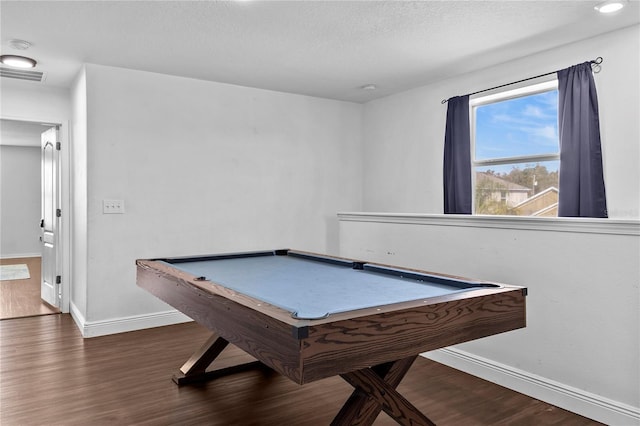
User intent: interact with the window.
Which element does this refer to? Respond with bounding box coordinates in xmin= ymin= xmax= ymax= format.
xmin=471 ymin=80 xmax=560 ymax=216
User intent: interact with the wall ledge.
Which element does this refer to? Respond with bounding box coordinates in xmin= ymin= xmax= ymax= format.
xmin=337 ymin=212 xmax=640 ymax=236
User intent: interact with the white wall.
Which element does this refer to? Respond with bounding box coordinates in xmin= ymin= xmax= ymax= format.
xmin=338 ymin=215 xmax=639 ymax=425
xmin=0 ymin=79 xmax=71 ymax=122
xmin=70 ymin=68 xmax=88 ymax=318
xmin=71 ymin=64 xmax=363 ymax=332
xmin=0 ymin=145 xmax=41 ymax=257
xmin=342 ymin=24 xmax=640 ymax=425
xmin=362 ymin=25 xmax=640 ymax=219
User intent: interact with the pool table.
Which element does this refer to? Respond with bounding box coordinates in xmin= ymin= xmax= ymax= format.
xmin=136 ymin=249 xmax=527 ymax=426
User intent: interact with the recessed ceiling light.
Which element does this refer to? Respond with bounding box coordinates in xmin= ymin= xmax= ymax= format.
xmin=0 ymin=55 xmax=37 ymax=69
xmin=594 ymin=0 xmax=627 ymax=13
xmin=361 ymin=84 xmax=377 ymax=91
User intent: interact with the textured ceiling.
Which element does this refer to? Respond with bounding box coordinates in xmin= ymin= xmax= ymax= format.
xmin=1 ymin=1 xmax=639 ymax=103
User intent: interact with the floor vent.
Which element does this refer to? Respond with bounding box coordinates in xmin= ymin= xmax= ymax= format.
xmin=0 ymin=67 xmax=45 ymax=82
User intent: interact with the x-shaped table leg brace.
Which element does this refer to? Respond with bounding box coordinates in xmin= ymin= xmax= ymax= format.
xmin=331 ymin=356 xmax=436 ymax=426
xmin=172 ymin=333 xmax=264 ymax=385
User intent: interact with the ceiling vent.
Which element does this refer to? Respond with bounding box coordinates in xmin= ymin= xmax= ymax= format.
xmin=0 ymin=66 xmax=45 ymax=82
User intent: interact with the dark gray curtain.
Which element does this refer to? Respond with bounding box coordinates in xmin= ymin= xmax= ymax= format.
xmin=443 ymin=95 xmax=472 ymax=214
xmin=557 ymin=63 xmax=608 ymax=217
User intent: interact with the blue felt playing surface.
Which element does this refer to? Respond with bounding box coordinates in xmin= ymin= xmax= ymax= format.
xmin=163 ymin=255 xmax=469 ymax=319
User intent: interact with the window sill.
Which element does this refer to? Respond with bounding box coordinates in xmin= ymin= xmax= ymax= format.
xmin=336 ymin=212 xmax=640 ymax=236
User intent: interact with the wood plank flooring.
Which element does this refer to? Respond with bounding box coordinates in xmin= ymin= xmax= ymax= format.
xmin=1 ymin=314 xmax=602 ymax=426
xmin=0 ymin=257 xmax=59 ymax=320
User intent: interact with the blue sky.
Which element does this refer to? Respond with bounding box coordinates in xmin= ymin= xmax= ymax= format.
xmin=475 ymin=90 xmax=559 ymax=164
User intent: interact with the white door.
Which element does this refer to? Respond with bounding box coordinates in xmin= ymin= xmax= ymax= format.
xmin=41 ymin=126 xmax=60 ymax=308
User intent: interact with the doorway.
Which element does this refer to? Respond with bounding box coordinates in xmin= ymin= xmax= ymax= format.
xmin=0 ymin=257 xmax=59 ymax=319
xmin=0 ymin=119 xmax=61 ymax=319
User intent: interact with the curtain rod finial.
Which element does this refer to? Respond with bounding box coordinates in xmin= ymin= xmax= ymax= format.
xmin=591 ymin=56 xmax=603 ymax=73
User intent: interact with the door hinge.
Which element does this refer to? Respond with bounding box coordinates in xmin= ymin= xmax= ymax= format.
xmin=56 ymin=209 xmax=62 ymax=217
xmin=56 ymin=142 xmax=61 ymax=150
xmin=56 ymin=275 xmax=61 ymax=284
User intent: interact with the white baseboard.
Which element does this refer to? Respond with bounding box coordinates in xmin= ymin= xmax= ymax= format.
xmin=69 ymin=301 xmax=193 ymax=338
xmin=423 ymin=348 xmax=640 ymax=426
xmin=0 ymin=253 xmax=41 ymax=259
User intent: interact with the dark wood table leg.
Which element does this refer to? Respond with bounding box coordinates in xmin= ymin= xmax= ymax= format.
xmin=331 ymin=356 xmax=436 ymax=426
xmin=172 ymin=333 xmax=264 ymax=385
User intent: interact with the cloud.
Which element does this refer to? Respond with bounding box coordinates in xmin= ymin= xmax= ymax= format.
xmin=523 ymin=105 xmax=548 ymax=119
xmin=475 ymin=89 xmax=560 ymax=158
xmin=533 ymin=125 xmax=557 ymax=141
xmin=483 ymin=102 xmax=557 ymax=139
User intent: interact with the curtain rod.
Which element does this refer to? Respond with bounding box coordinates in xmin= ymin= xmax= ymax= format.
xmin=441 ymin=57 xmax=603 ymax=104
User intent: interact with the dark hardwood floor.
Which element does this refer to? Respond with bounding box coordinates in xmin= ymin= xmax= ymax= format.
xmin=0 ymin=257 xmax=59 ymax=320
xmin=0 ymin=314 xmax=602 ymax=425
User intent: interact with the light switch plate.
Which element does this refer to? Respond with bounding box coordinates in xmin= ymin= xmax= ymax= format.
xmin=103 ymin=199 xmax=125 ymax=214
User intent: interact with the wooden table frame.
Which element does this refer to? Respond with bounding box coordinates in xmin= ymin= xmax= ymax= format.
xmin=174 ymin=333 xmax=435 ymax=425
xmin=136 ymin=250 xmax=527 ymax=426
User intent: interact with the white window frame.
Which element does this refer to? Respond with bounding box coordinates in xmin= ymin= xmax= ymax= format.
xmin=470 ymin=79 xmax=560 ymax=214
